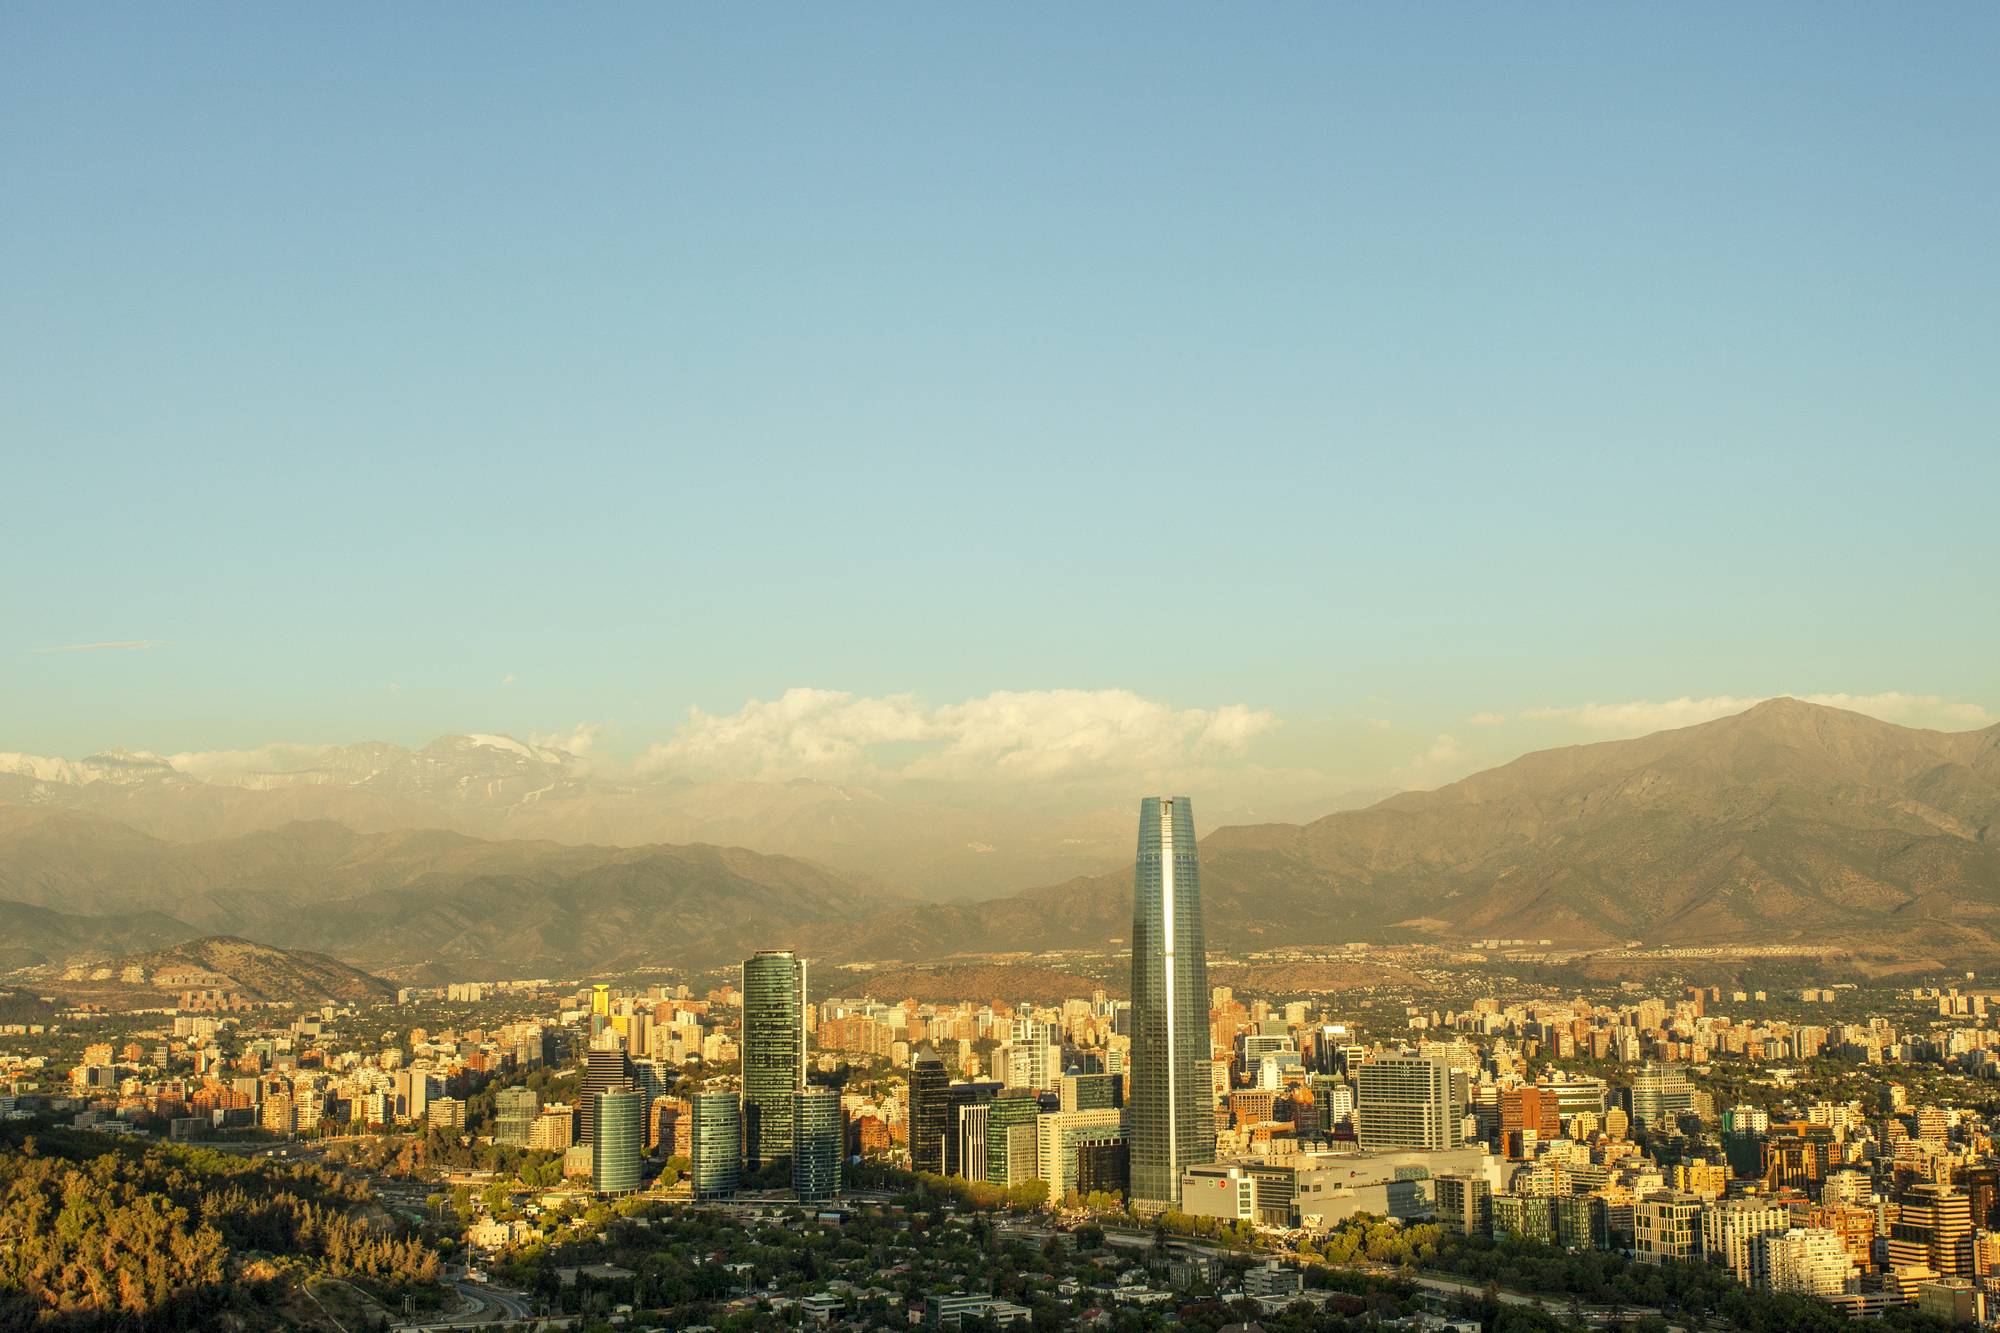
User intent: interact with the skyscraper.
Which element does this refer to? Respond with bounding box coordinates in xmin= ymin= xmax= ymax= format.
xmin=579 ymin=1046 xmax=634 ymax=1145
xmin=593 ymin=1090 xmax=643 ymax=1195
xmin=742 ymin=950 xmax=807 ymax=1164
xmin=691 ymin=1091 xmax=743 ymax=1199
xmin=909 ymin=1043 xmax=949 ymax=1175
xmin=1128 ymin=796 xmax=1213 ymax=1211
xmin=792 ymin=1087 xmax=842 ymax=1202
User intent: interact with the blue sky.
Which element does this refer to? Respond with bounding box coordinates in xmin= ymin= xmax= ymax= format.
xmin=4 ymin=6 xmax=1996 ymax=801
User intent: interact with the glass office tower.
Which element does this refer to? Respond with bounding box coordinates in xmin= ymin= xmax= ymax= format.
xmin=691 ymin=1091 xmax=743 ymax=1199
xmin=592 ymin=1090 xmax=643 ymax=1195
xmin=909 ymin=1043 xmax=949 ymax=1175
xmin=1128 ymin=796 xmax=1213 ymax=1210
xmin=579 ymin=1046 xmax=634 ymax=1145
xmin=792 ymin=1087 xmax=843 ymax=1201
xmin=741 ymin=950 xmax=807 ymax=1164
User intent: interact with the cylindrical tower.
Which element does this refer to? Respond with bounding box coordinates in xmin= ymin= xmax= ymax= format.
xmin=691 ymin=1091 xmax=743 ymax=1199
xmin=592 ymin=1089 xmax=643 ymax=1195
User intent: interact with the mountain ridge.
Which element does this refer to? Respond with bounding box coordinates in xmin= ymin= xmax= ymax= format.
xmin=5 ymin=699 xmax=1999 ymax=973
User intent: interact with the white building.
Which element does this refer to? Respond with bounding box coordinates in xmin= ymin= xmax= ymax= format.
xmin=1354 ymin=1053 xmax=1463 ymax=1151
xmin=1760 ymin=1228 xmax=1857 ymax=1296
xmin=1701 ymin=1198 xmax=1792 ymax=1286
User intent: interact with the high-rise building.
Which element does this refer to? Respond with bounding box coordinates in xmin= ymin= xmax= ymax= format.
xmin=958 ymin=1102 xmax=992 ymax=1183
xmin=495 ymin=1085 xmax=539 ymax=1146
xmin=1355 ymin=1054 xmax=1463 ymax=1151
xmin=910 ymin=1044 xmax=949 ymax=1175
xmin=1890 ymin=1183 xmax=1973 ymax=1277
xmin=945 ymin=1082 xmax=1002 ymax=1178
xmin=1060 ymin=1073 xmax=1115 ymax=1112
xmin=593 ymin=1090 xmax=643 ymax=1195
xmin=1128 ymin=796 xmax=1213 ymax=1210
xmin=691 ymin=1091 xmax=743 ymax=1200
xmin=985 ymin=1089 xmax=1042 ymax=1187
xmin=580 ymin=1047 xmax=634 ymax=1145
xmin=631 ymin=1058 xmax=671 ymax=1123
xmin=1631 ymin=1063 xmax=1695 ymax=1130
xmin=792 ymin=1087 xmax=842 ymax=1202
xmin=1036 ymin=1108 xmax=1128 ymax=1199
xmin=742 ymin=950 xmax=808 ymax=1164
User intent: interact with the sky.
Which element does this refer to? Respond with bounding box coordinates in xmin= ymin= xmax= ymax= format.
xmin=4 ymin=6 xmax=1996 ymax=808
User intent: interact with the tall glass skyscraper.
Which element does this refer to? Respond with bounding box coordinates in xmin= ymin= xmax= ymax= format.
xmin=1128 ymin=796 xmax=1213 ymax=1211
xmin=792 ymin=1087 xmax=843 ymax=1202
xmin=691 ymin=1091 xmax=742 ymax=1199
xmin=909 ymin=1043 xmax=949 ymax=1175
xmin=593 ymin=1090 xmax=643 ymax=1195
xmin=741 ymin=950 xmax=807 ymax=1164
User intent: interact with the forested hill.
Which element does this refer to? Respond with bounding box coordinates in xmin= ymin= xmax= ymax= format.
xmin=0 ymin=1126 xmax=439 ymax=1328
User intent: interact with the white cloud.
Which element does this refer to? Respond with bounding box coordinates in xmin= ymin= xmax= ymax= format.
xmin=502 ymin=674 xmax=517 ymax=685
xmin=1522 ymin=696 xmax=1761 ymax=733
xmin=530 ymin=722 xmax=606 ymax=757
xmin=1519 ymin=691 xmax=1993 ymax=737
xmin=1389 ymin=734 xmax=1476 ymax=790
xmin=636 ymin=687 xmax=1279 ymax=788
xmin=1468 ymin=712 xmax=1506 ymax=725
xmin=164 ymin=743 xmax=336 ymax=776
xmin=1796 ymin=692 xmax=1994 ymax=726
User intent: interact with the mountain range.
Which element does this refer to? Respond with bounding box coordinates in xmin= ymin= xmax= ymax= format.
xmin=0 ymin=736 xmax=1147 ymax=901
xmin=799 ymin=697 xmax=2000 ymax=964
xmin=2 ymin=698 xmax=1997 ymax=976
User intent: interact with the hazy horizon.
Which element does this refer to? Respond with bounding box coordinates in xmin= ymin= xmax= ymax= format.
xmin=7 ymin=8 xmax=1996 ymax=805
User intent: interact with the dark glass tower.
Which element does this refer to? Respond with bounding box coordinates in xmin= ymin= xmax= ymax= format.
xmin=579 ymin=1046 xmax=634 ymax=1145
xmin=909 ymin=1043 xmax=949 ymax=1175
xmin=741 ymin=950 xmax=807 ymax=1164
xmin=1128 ymin=796 xmax=1212 ymax=1210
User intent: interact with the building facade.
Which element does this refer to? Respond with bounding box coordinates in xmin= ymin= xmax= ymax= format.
xmin=1128 ymin=796 xmax=1214 ymax=1210
xmin=792 ymin=1087 xmax=842 ymax=1202
xmin=1635 ymin=1191 xmax=1703 ymax=1264
xmin=579 ymin=1046 xmax=634 ymax=1145
xmin=985 ymin=1089 xmax=1042 ymax=1188
xmin=1702 ymin=1197 xmax=1791 ymax=1286
xmin=1036 ymin=1108 xmax=1127 ymax=1199
xmin=691 ymin=1091 xmax=743 ymax=1200
xmin=742 ymin=950 xmax=808 ymax=1164
xmin=495 ymin=1085 xmax=539 ymax=1146
xmin=910 ymin=1044 xmax=949 ymax=1175
xmin=1761 ymin=1228 xmax=1856 ymax=1296
xmin=1355 ymin=1053 xmax=1463 ymax=1151
xmin=593 ymin=1090 xmax=643 ymax=1195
